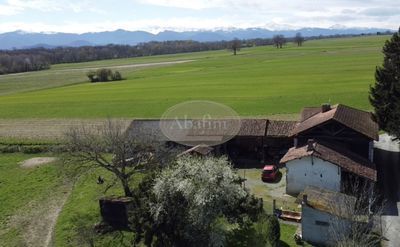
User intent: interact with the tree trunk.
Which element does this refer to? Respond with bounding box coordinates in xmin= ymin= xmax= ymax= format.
xmin=234 ymin=49 xmax=237 ymax=55
xmin=121 ymin=178 xmax=133 ymax=197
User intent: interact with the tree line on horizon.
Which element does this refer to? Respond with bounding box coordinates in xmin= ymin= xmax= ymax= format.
xmin=0 ymin=32 xmax=386 ymax=75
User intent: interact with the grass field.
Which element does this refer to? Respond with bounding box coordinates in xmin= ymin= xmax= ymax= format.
xmin=0 ymin=153 xmax=67 ymax=246
xmin=0 ymin=35 xmax=389 ymax=120
xmin=0 ymin=153 xmax=300 ymax=246
xmin=54 ymin=166 xmax=139 ymax=247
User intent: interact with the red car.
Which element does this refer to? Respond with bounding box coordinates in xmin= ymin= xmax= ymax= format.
xmin=261 ymin=165 xmax=279 ymax=182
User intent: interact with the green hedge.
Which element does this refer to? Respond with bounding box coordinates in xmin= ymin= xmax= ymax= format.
xmin=0 ymin=144 xmax=65 ymax=154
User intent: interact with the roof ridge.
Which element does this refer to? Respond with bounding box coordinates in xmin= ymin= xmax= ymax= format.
xmin=336 ymin=104 xmax=372 ymax=114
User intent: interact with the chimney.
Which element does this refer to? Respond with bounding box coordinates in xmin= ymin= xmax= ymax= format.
xmin=321 ymin=103 xmax=331 ymax=113
xmin=307 ymin=139 xmax=315 ymax=151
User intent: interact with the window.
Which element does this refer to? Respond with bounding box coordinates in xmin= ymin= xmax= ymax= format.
xmin=315 ymin=220 xmax=330 ymax=226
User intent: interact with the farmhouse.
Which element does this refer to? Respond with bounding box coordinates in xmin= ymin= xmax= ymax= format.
xmin=297 ymin=186 xmax=356 ymax=246
xmin=280 ymin=104 xmax=379 ymax=195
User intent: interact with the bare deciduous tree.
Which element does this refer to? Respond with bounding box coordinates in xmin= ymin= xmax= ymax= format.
xmin=329 ymin=177 xmax=386 ymax=247
xmin=230 ymin=38 xmax=241 ymax=55
xmin=64 ymin=120 xmax=165 ymax=197
xmin=294 ymin=32 xmax=305 ymax=46
xmin=272 ymin=35 xmax=286 ymax=48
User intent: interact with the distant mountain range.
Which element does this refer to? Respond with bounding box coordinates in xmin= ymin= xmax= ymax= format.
xmin=0 ymin=27 xmax=392 ymax=50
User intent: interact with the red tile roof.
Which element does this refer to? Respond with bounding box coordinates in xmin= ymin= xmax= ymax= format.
xmin=237 ymin=119 xmax=268 ymax=136
xmin=235 ymin=119 xmax=297 ymax=137
xmin=267 ymin=120 xmax=298 ymax=137
xmin=292 ymin=104 xmax=379 ymax=140
xmin=280 ymin=141 xmax=377 ymax=181
xmin=127 ymin=119 xmax=298 ymax=140
xmin=300 ymin=107 xmax=321 ymax=121
xmin=296 ymin=186 xmax=356 ymax=218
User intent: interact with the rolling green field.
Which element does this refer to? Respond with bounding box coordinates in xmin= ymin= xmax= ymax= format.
xmin=0 ymin=35 xmax=389 ymax=119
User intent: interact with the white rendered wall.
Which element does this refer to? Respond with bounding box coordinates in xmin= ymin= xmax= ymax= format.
xmin=286 ymin=156 xmax=341 ymax=195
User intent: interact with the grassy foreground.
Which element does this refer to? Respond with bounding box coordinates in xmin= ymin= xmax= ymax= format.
xmin=0 ymin=153 xmax=66 ymax=246
xmin=0 ymin=35 xmax=389 ymax=119
xmin=0 ymin=153 xmax=300 ymax=246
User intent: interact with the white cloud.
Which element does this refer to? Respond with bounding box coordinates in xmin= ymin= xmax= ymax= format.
xmin=0 ymin=17 xmax=252 ymax=34
xmin=0 ymin=0 xmax=102 ymax=16
xmin=138 ymin=0 xmax=400 ymax=17
xmin=0 ymin=0 xmax=398 ymax=33
xmin=137 ymin=0 xmax=213 ymax=9
xmin=0 ymin=4 xmax=20 ymax=15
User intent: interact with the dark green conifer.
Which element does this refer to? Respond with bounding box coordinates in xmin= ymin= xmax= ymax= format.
xmin=370 ymin=28 xmax=400 ymax=139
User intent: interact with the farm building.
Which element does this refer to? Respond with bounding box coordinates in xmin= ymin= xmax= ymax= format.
xmin=281 ymin=139 xmax=377 ymax=195
xmin=292 ymin=104 xmax=378 ymax=159
xmin=225 ymin=119 xmax=296 ymax=166
xmin=125 ymin=118 xmax=297 ymax=166
xmin=297 ymin=186 xmax=356 ymax=246
xmin=280 ymin=104 xmax=379 ymax=195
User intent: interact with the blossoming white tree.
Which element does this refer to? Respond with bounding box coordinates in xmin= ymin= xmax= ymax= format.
xmin=146 ymin=156 xmax=262 ymax=246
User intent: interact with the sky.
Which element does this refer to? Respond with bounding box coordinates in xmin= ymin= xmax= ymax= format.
xmin=0 ymin=0 xmax=398 ymax=34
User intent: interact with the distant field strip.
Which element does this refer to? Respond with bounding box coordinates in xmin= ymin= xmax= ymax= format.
xmin=1 ymin=60 xmax=194 ymax=76
xmin=0 ymin=60 xmax=194 ymax=96
xmin=55 ymin=60 xmax=195 ymax=72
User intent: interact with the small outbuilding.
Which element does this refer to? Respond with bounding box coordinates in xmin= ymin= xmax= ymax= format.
xmin=297 ymin=186 xmax=356 ymax=246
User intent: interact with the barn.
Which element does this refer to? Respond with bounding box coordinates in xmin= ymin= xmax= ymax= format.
xmin=125 ymin=118 xmax=297 ymax=167
xmin=225 ymin=119 xmax=296 ymax=167
xmin=280 ymin=104 xmax=379 ymax=196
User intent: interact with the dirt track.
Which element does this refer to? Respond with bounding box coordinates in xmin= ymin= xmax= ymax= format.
xmin=2 ymin=184 xmax=72 ymax=247
xmin=60 ymin=60 xmax=195 ymax=72
xmin=20 ymin=157 xmax=57 ymax=168
xmin=0 ymin=60 xmax=194 ymax=78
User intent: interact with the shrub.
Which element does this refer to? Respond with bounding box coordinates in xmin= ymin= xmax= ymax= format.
xmin=264 ymin=215 xmax=280 ymax=247
xmin=97 ymin=68 xmax=112 ymax=82
xmin=112 ymin=71 xmax=122 ymax=81
xmin=0 ymin=144 xmax=50 ymax=153
xmin=0 ymin=145 xmax=20 ymax=153
xmin=87 ymin=71 xmax=98 ymax=83
xmin=87 ymin=69 xmax=123 ymax=83
xmin=21 ymin=145 xmax=48 ymax=154
xmin=226 ymin=214 xmax=280 ymax=247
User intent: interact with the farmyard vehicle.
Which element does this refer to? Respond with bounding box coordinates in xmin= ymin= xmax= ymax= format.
xmin=261 ymin=165 xmax=279 ymax=182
